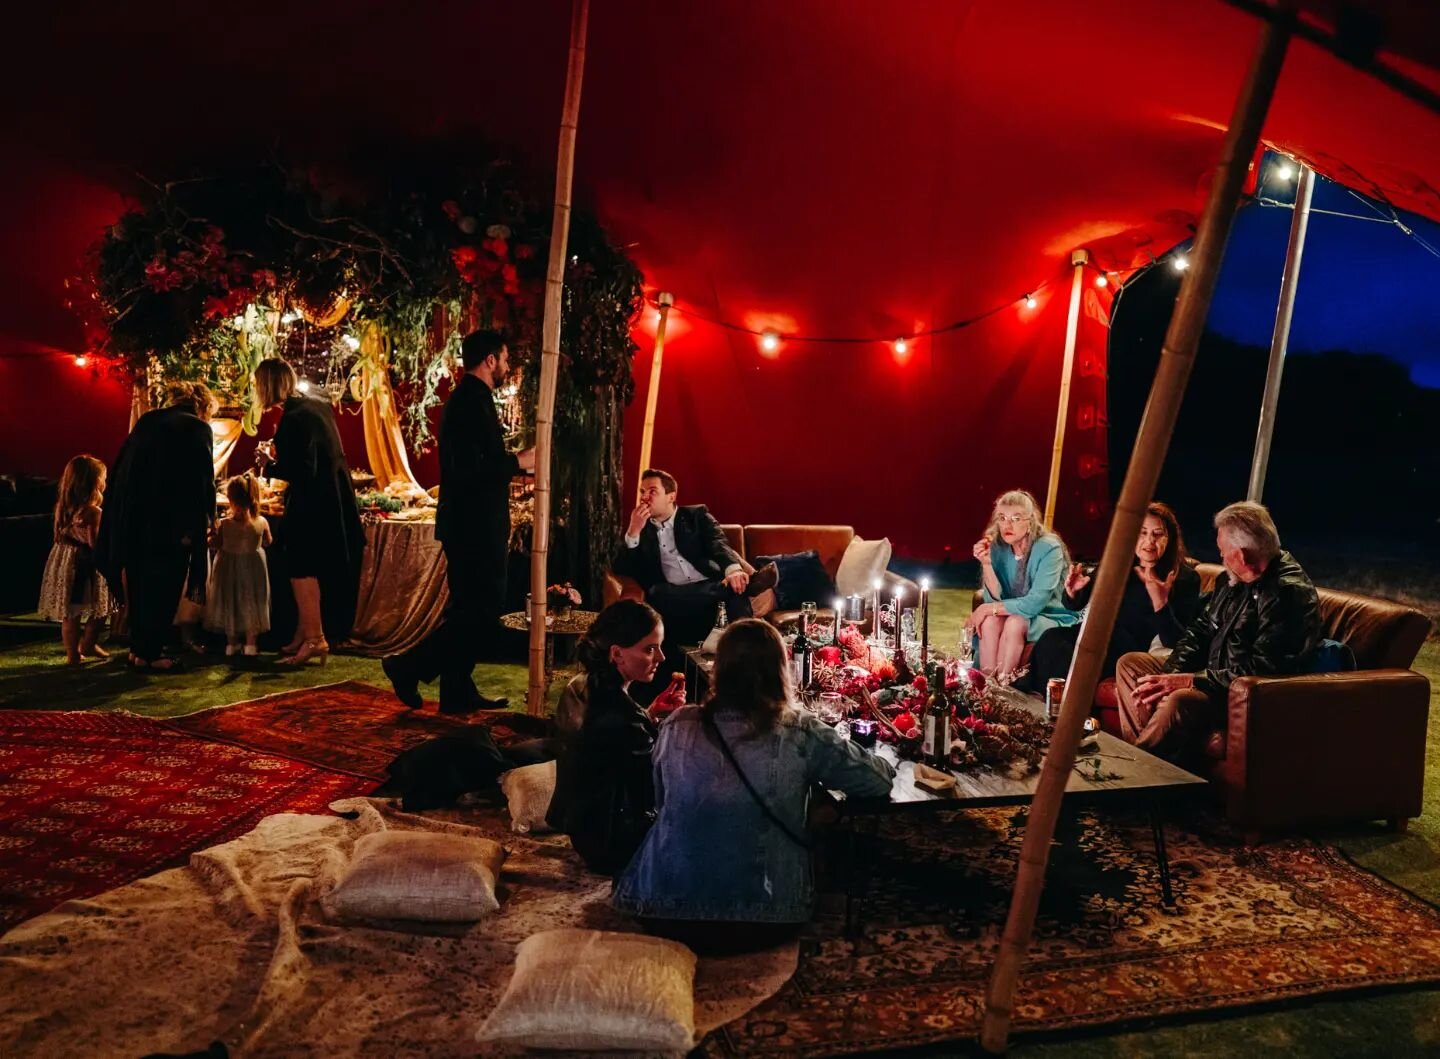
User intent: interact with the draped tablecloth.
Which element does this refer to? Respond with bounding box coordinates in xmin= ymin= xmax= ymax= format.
xmin=345 ymin=518 xmax=449 ymax=656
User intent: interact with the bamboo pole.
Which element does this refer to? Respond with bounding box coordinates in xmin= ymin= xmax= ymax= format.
xmin=527 ymin=0 xmax=589 ymax=716
xmin=1248 ymin=162 xmax=1314 ymax=501
xmin=979 ymin=10 xmax=1296 ymax=1052
xmin=636 ymin=291 xmax=674 ymax=494
xmin=1043 ymin=249 xmax=1089 ymax=528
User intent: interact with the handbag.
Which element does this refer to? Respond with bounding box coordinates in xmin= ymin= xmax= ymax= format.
xmin=702 ymin=710 xmax=810 ymax=850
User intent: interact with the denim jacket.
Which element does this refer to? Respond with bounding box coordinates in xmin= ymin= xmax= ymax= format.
xmin=612 ymin=703 xmax=895 ymax=923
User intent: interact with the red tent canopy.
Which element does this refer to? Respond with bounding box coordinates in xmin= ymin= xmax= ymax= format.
xmin=2 ymin=0 xmax=1436 ymax=554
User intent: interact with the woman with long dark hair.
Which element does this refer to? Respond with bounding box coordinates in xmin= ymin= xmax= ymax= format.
xmin=253 ymin=358 xmax=363 ymax=665
xmin=613 ymin=619 xmax=895 ymax=953
xmin=545 ymin=599 xmax=682 ymax=874
xmin=1023 ymin=500 xmax=1202 ymax=692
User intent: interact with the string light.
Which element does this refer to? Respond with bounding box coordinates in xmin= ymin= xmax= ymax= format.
xmin=1276 ymin=163 xmax=1295 ymax=180
xmin=1095 ymin=274 xmax=1109 ymax=288
xmin=760 ymin=331 xmax=780 ymax=353
xmin=893 ymin=337 xmax=909 ymax=355
xmin=1024 ymin=293 xmax=1038 ymax=309
xmin=297 ymin=379 xmax=311 ymax=393
xmin=73 ymin=354 xmax=88 ymax=367
xmin=1172 ymin=255 xmax=1190 ymax=272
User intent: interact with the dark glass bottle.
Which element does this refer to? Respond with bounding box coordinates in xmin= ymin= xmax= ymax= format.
xmin=923 ymin=679 xmax=952 ymax=769
xmin=792 ymin=620 xmax=813 ymax=691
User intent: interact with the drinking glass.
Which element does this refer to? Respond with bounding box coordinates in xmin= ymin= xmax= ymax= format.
xmin=799 ymin=601 xmax=818 ymax=637
xmin=957 ymin=634 xmax=975 ymax=665
xmin=818 ymin=692 xmax=845 ymax=725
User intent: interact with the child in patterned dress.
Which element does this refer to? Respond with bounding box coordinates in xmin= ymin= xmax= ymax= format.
xmin=203 ymin=474 xmax=272 ymax=657
xmin=37 ymin=454 xmax=116 ymax=664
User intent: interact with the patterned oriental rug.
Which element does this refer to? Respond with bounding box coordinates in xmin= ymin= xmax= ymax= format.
xmin=703 ymin=808 xmax=1440 ymax=1056
xmin=0 ymin=710 xmax=374 ymax=934
xmin=166 ymin=681 xmax=549 ymax=781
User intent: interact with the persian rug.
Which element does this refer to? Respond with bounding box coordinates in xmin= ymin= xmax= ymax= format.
xmin=0 ymin=799 xmax=797 ymax=1058
xmin=0 ymin=710 xmax=374 ymax=933
xmin=702 ymin=807 xmax=1440 ymax=1056
xmin=166 ymin=680 xmax=548 ymax=781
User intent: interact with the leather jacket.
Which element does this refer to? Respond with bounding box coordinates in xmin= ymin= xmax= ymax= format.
xmin=1165 ymin=550 xmax=1322 ymax=697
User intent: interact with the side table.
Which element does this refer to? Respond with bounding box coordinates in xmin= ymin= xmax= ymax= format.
xmin=499 ymin=609 xmax=600 ymax=699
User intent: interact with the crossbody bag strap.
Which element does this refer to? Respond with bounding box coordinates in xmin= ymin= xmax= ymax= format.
xmin=703 ymin=711 xmax=810 ymax=850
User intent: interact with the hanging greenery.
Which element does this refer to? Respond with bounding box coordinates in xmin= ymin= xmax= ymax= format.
xmin=73 ymin=148 xmax=644 ymax=595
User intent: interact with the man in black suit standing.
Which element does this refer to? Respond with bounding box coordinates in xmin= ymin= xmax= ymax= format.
xmin=383 ymin=330 xmax=534 ymax=714
xmin=614 ymin=469 xmax=776 ymax=652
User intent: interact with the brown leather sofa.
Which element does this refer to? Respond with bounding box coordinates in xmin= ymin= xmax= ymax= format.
xmin=1078 ymin=564 xmax=1431 ymax=837
xmin=602 ymin=524 xmax=918 ymax=631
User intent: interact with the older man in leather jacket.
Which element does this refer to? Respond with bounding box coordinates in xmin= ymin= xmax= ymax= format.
xmin=1115 ymin=501 xmax=1321 ymax=762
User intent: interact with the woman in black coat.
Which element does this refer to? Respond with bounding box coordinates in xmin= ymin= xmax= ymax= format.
xmin=1024 ymin=501 xmax=1202 ymax=692
xmin=546 ymin=600 xmax=685 ymax=875
xmin=253 ymin=358 xmax=364 ymax=664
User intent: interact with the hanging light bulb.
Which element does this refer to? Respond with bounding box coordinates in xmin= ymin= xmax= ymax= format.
xmin=1172 ymin=255 xmax=1190 ymax=272
xmin=760 ymin=331 xmax=780 ymax=353
xmin=1276 ymin=163 xmax=1295 ymax=180
xmin=73 ymin=354 xmax=89 ymax=367
xmin=342 ymin=334 xmax=361 ymax=351
xmin=1024 ymin=293 xmax=1038 ymax=309
xmin=297 ymin=379 xmax=311 ymax=394
xmin=893 ymin=337 xmax=909 ymax=356
xmin=1095 ymin=274 xmax=1109 ymax=288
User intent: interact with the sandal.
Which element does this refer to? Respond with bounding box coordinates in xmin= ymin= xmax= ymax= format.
xmin=278 ymin=638 xmax=329 ymax=667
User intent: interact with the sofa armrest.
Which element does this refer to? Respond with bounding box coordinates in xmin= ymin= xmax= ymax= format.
xmin=1220 ymin=669 xmax=1430 ymax=830
xmin=602 ymin=572 xmax=645 ymax=608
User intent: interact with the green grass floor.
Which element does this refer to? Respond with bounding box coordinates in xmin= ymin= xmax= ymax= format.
xmin=3 ymin=592 xmax=1440 ymax=1055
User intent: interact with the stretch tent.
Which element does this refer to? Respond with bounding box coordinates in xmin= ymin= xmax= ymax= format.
xmin=1 ymin=0 xmax=1437 ymax=555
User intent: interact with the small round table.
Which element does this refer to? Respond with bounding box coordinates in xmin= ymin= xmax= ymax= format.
xmin=500 ymin=609 xmax=600 ymax=698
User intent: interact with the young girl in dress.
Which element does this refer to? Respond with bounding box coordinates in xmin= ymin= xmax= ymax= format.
xmin=204 ymin=474 xmax=272 ymax=657
xmin=38 ymin=454 xmax=115 ymax=664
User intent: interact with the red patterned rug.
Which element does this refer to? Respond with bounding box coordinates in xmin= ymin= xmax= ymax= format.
xmin=166 ymin=680 xmax=548 ymax=781
xmin=0 ymin=710 xmax=373 ymax=933
xmin=703 ymin=809 xmax=1440 ymax=1055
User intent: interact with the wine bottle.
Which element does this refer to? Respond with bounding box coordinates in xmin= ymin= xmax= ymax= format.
xmin=792 ymin=619 xmax=813 ymax=691
xmin=922 ymin=678 xmax=952 ymax=769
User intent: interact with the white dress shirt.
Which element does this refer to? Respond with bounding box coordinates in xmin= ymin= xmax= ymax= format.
xmin=625 ymin=515 xmax=742 ymax=586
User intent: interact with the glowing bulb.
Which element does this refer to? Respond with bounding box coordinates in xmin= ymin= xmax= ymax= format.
xmin=760 ymin=331 xmax=780 ymax=353
xmin=872 ymin=578 xmax=884 ymax=591
xmin=73 ymin=354 xmax=88 ymax=367
xmin=1095 ymin=274 xmax=1109 ymax=288
xmin=342 ymin=334 xmax=361 ymax=351
xmin=1024 ymin=294 xmax=1037 ymax=309
xmin=893 ymin=337 xmax=909 ymax=355
xmin=1276 ymin=164 xmax=1294 ymax=180
xmin=297 ymin=379 xmax=311 ymax=394
xmin=1172 ymin=255 xmax=1190 ymax=272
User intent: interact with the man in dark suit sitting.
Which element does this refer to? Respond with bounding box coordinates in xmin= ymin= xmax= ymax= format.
xmin=614 ymin=469 xmax=777 ymax=655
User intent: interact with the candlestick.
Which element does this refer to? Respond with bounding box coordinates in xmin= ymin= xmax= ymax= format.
xmin=920 ymin=577 xmax=931 ymax=673
xmin=893 ymin=589 xmax=904 ymax=651
xmin=871 ymin=579 xmax=882 ymax=644
xmin=833 ymin=596 xmax=845 ymax=646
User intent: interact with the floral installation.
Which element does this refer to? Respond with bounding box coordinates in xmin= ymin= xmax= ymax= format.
xmin=546 ymin=582 xmax=583 ymax=610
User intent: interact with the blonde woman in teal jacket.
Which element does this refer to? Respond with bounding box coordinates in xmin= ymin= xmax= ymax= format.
xmin=965 ymin=489 xmax=1079 ymax=681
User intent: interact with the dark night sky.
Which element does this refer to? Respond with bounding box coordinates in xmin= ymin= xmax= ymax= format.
xmin=1206 ymin=154 xmax=1440 ymax=389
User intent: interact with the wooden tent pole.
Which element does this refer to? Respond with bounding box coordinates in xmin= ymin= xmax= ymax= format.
xmin=1043 ymin=249 xmax=1089 ymax=527
xmin=1248 ymin=162 xmax=1314 ymax=501
xmin=527 ymin=0 xmax=589 ymax=716
xmin=978 ymin=9 xmax=1296 ymax=1052
xmin=635 ymin=290 xmax=674 ymax=495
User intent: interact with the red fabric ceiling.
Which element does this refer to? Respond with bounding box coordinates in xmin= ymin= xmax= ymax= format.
xmin=2 ymin=1 xmax=1436 ymax=556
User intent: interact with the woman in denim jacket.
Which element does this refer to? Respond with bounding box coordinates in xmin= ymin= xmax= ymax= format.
xmin=613 ymin=619 xmax=895 ymax=953
xmin=965 ymin=488 xmax=1079 ymax=682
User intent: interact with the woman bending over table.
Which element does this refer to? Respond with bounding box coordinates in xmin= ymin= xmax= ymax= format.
xmin=546 ymin=600 xmax=683 ymax=875
xmin=965 ymin=488 xmax=1078 ymax=682
xmin=613 ymin=619 xmax=895 ymax=954
xmin=1023 ymin=501 xmax=1202 ymax=693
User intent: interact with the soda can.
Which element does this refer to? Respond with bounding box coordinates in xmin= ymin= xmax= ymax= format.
xmin=1046 ymin=678 xmax=1066 ymax=721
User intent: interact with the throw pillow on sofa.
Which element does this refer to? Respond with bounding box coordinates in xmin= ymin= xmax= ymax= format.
xmin=835 ymin=536 xmax=892 ymax=596
xmin=753 ymin=551 xmax=834 ymax=611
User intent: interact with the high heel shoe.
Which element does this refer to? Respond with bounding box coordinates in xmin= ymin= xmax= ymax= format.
xmin=279 ymin=638 xmax=329 ymax=666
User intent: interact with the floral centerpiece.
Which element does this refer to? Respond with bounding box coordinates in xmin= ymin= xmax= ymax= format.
xmin=546 ymin=582 xmax=582 ymax=617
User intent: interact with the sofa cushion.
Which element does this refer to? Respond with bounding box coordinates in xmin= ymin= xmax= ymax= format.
xmin=754 ymin=550 xmax=833 ymax=610
xmin=835 ymin=536 xmax=893 ymax=596
xmin=744 ymin=525 xmax=853 ymax=579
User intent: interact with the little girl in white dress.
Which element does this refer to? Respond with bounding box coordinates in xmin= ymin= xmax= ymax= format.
xmin=38 ymin=454 xmax=116 ymax=664
xmin=204 ymin=474 xmax=272 ymax=656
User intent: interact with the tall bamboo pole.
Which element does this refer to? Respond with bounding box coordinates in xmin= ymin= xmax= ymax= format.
xmin=979 ymin=10 xmax=1296 ymax=1052
xmin=636 ymin=291 xmax=674 ymax=494
xmin=1248 ymin=162 xmax=1314 ymax=501
xmin=1043 ymin=249 xmax=1089 ymax=527
xmin=528 ymin=0 xmax=589 ymax=716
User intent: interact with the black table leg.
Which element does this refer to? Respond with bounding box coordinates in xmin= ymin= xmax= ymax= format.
xmin=1150 ymin=805 xmax=1176 ymax=908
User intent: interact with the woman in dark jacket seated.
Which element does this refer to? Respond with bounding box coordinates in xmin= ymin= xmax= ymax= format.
xmin=613 ymin=619 xmax=895 ymax=954
xmin=1024 ymin=501 xmax=1201 ymax=692
xmin=546 ymin=600 xmax=682 ymax=875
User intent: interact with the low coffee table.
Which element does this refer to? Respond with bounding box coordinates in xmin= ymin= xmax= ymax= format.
xmin=499 ymin=609 xmax=600 ymax=698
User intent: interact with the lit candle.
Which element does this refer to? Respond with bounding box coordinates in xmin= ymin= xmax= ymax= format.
xmin=833 ymin=596 xmax=845 ymax=646
xmin=871 ymin=578 xmax=883 ymax=644
xmin=920 ymin=577 xmax=931 ymax=672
